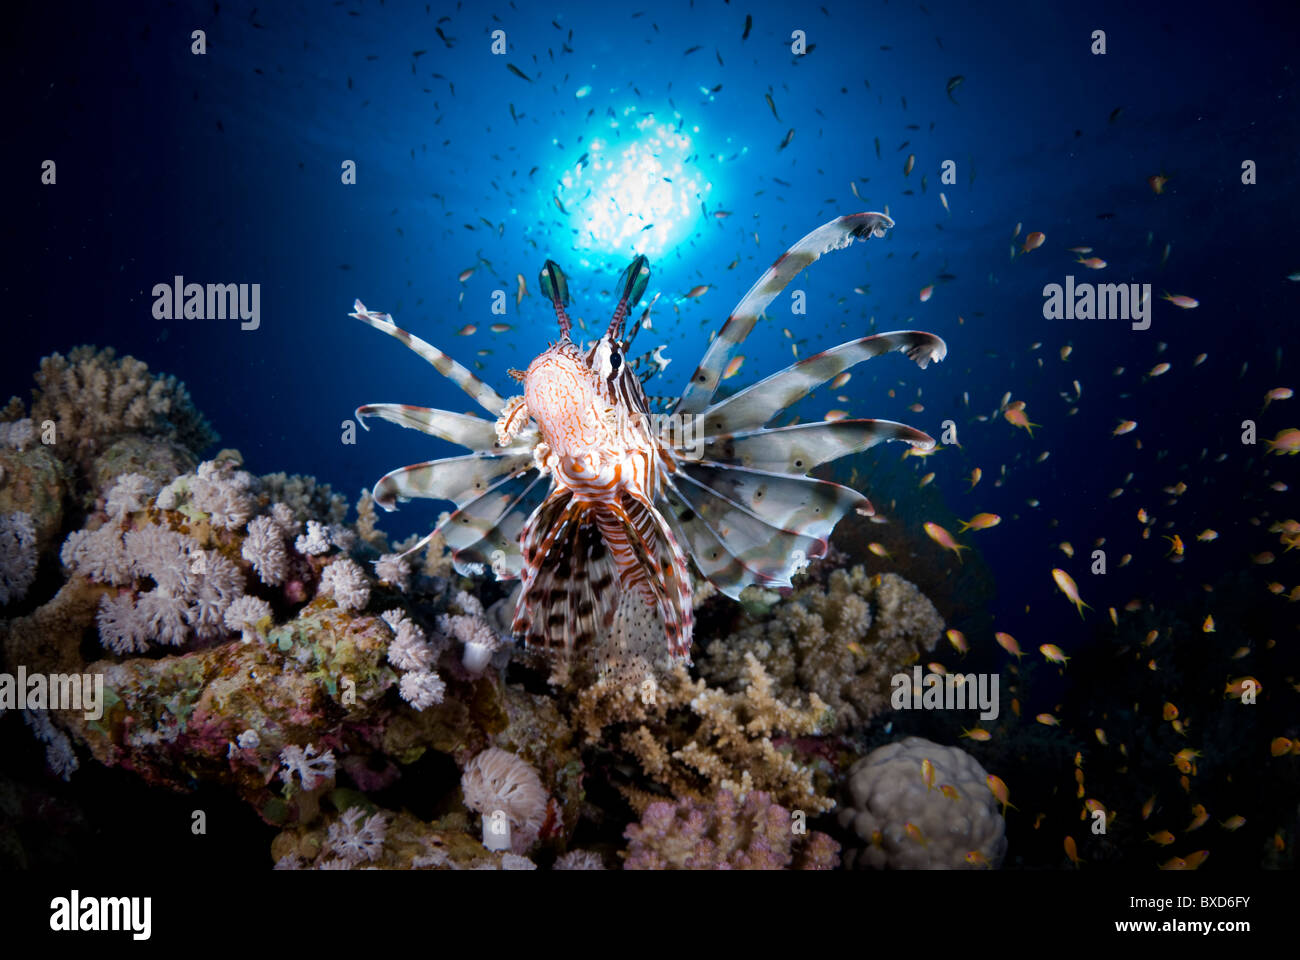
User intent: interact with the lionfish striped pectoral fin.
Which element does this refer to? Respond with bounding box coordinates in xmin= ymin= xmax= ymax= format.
xmin=700 ymin=331 xmax=947 ymax=435
xmin=355 ymin=403 xmax=536 ymax=454
xmin=700 ymin=419 xmax=936 ymax=480
xmin=661 ymin=463 xmax=868 ymax=599
xmin=675 ymin=212 xmax=895 ymax=416
xmin=350 ymin=300 xmax=507 ymax=416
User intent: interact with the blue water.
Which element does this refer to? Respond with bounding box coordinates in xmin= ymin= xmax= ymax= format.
xmin=7 ymin=0 xmax=1297 ymax=663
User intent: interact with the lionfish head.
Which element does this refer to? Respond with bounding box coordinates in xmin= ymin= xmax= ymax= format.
xmin=537 ymin=255 xmax=651 ymax=383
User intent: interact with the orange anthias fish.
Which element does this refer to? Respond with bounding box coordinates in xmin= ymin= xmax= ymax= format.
xmin=1004 ymin=404 xmax=1041 ymax=436
xmin=1148 ymin=173 xmax=1169 ymax=195
xmin=995 ymin=631 xmax=1024 ymax=659
xmin=1051 ymin=568 xmax=1091 ymax=617
xmin=1265 ymin=428 xmax=1300 ymax=455
xmin=986 ymin=774 xmax=1017 ymax=815
xmin=1161 ymin=292 xmax=1199 ymax=309
xmin=924 ymin=521 xmax=970 ymax=562
xmin=958 ymin=512 xmax=1001 ymax=532
xmin=1021 ymin=231 xmax=1045 ymax=253
xmin=1263 ymin=387 xmax=1293 ymax=409
xmin=350 ymin=214 xmax=947 ymax=676
xmin=1040 ymin=643 xmax=1071 ymax=665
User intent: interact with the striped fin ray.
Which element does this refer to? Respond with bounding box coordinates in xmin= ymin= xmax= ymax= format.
xmin=371 ymin=453 xmax=535 ymax=511
xmin=350 ymin=299 xmax=506 ymax=416
xmin=700 ymin=331 xmax=948 ymax=435
xmin=353 ymin=400 xmax=535 ymax=452
xmin=674 ymin=212 xmax=895 ymax=416
xmin=659 ymin=470 xmax=833 ymax=598
xmin=440 ymin=470 xmax=549 ymax=580
xmin=698 ymin=419 xmax=936 ymax=474
xmin=675 ymin=461 xmax=869 ymax=544
xmin=614 ymin=493 xmax=694 ymax=661
xmin=512 ymin=492 xmax=603 ymax=660
xmin=436 ymin=467 xmax=542 ymax=578
xmin=355 ymin=403 xmax=535 ymax=454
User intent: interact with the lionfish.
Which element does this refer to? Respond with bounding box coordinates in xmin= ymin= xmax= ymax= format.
xmin=351 ymin=212 xmax=946 ymax=680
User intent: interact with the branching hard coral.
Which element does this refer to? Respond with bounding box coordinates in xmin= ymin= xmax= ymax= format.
xmin=28 ymin=346 xmax=216 ymax=465
xmin=460 ymin=747 xmax=550 ymax=854
xmin=353 ymin=489 xmax=388 ymax=552
xmin=259 ymin=471 xmax=348 ymax=528
xmin=699 ymin=567 xmax=944 ymax=731
xmin=0 ymin=511 xmax=38 ymax=605
xmin=837 ymin=736 xmax=1007 ymax=870
xmin=573 ymin=654 xmax=835 ymax=814
xmin=623 ymin=790 xmax=840 ymax=870
xmin=318 ymin=557 xmax=370 ymax=611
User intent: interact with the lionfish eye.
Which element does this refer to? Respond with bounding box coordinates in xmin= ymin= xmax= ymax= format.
xmin=609 ymin=351 xmax=622 ymax=370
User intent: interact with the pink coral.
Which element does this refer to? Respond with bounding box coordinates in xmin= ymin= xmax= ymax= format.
xmin=623 ymin=790 xmax=840 ymax=870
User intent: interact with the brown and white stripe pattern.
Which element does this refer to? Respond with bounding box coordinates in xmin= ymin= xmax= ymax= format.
xmin=674 ymin=212 xmax=894 ymax=416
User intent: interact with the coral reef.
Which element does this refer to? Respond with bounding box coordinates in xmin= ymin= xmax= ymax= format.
xmin=623 ymin=789 xmax=840 ymax=869
xmin=573 ymin=652 xmax=836 ymax=814
xmin=21 ymin=346 xmax=216 ymax=475
xmin=700 ymin=566 xmax=944 ymax=731
xmin=837 ymin=736 xmax=1007 ymax=869
xmin=0 ymin=345 xmax=971 ymax=872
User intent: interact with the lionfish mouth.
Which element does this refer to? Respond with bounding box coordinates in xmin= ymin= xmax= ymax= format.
xmin=351 ymin=211 xmax=946 ymax=685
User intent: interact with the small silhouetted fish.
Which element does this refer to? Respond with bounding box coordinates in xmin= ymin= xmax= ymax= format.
xmin=773 ymin=177 xmax=792 ymax=187
xmin=641 ymin=223 xmax=655 ymax=231
xmin=339 ymin=264 xmax=351 ymax=270
xmin=946 ymin=75 xmax=964 ymax=103
xmin=1097 ymin=212 xmax=1116 ymax=220
xmin=507 ymin=63 xmax=532 ymax=82
xmin=1109 ymin=107 xmax=1123 ymax=123
xmin=778 ymin=128 xmax=794 ymax=150
xmin=743 ymin=14 xmax=752 ymax=40
xmin=684 ymin=45 xmax=701 ymax=55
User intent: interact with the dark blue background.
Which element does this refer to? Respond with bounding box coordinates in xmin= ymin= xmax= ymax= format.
xmin=5 ymin=0 xmax=1297 ymax=660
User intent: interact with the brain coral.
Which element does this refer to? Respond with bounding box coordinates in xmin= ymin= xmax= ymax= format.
xmin=837 ymin=736 xmax=1006 ymax=870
